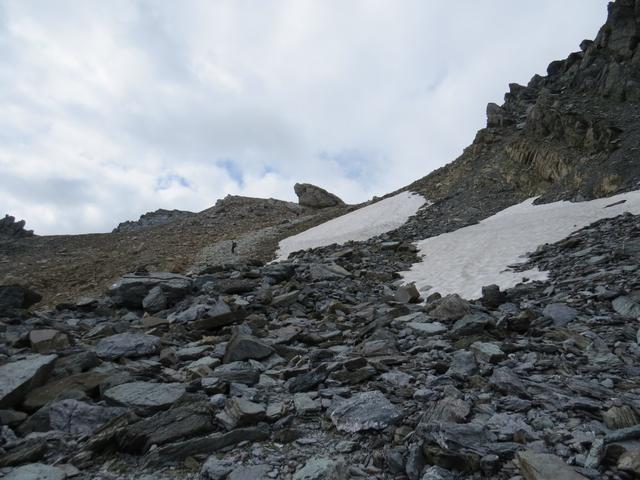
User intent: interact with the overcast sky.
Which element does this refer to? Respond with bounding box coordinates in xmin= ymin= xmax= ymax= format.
xmin=0 ymin=0 xmax=607 ymax=235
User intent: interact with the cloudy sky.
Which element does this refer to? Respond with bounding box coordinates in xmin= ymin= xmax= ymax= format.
xmin=0 ymin=0 xmax=607 ymax=235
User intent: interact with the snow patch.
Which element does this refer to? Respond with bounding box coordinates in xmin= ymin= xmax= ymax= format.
xmin=402 ymin=190 xmax=640 ymax=299
xmin=276 ymin=191 xmax=427 ymax=261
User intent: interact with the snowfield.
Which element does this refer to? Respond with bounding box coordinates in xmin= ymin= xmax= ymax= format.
xmin=402 ymin=190 xmax=640 ymax=299
xmin=275 ymin=191 xmax=427 ymax=261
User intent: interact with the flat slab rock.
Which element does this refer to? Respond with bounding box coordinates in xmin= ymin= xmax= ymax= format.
xmin=293 ymin=457 xmax=347 ymax=480
xmin=3 ymin=463 xmax=67 ymax=480
xmin=0 ymin=354 xmax=57 ymax=408
xmin=517 ymin=450 xmax=587 ymax=480
xmin=94 ymin=333 xmax=161 ymax=360
xmin=103 ymin=381 xmax=186 ymax=413
xmin=328 ymin=390 xmax=402 ymax=433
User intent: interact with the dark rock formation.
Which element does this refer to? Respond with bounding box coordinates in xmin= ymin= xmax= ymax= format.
xmin=112 ymin=209 xmax=195 ymax=233
xmin=294 ymin=183 xmax=345 ymax=208
xmin=0 ymin=215 xmax=34 ymax=239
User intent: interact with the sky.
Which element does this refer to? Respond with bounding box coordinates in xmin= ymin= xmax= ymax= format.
xmin=0 ymin=0 xmax=608 ymax=235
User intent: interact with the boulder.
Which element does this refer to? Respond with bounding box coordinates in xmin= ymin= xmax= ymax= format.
xmin=224 ymin=333 xmax=274 ymax=363
xmin=293 ymin=457 xmax=348 ymax=480
xmin=0 ymin=284 xmax=42 ymax=310
xmin=201 ymin=457 xmax=234 ymax=480
xmin=431 ymin=295 xmax=471 ymax=322
xmin=517 ymin=450 xmax=587 ymax=480
xmin=228 ymin=465 xmax=271 ymax=480
xmin=3 ymin=463 xmax=66 ymax=480
xmin=142 ymin=286 xmax=167 ymax=313
xmin=102 ymin=381 xmax=186 ymax=414
xmin=450 ymin=312 xmax=492 ymax=337
xmin=542 ymin=303 xmax=577 ymax=327
xmin=294 ymin=183 xmax=345 ymax=208
xmin=216 ymin=397 xmax=266 ymax=430
xmin=119 ymin=402 xmax=215 ymax=453
xmin=95 ymin=333 xmax=161 ymax=360
xmin=328 ymin=390 xmax=402 ymax=433
xmin=49 ymin=399 xmax=126 ymax=435
xmin=108 ymin=272 xmax=192 ymax=308
xmin=23 ymin=371 xmax=109 ymax=411
xmin=396 ymin=284 xmax=421 ymax=303
xmin=29 ymin=330 xmax=70 ymax=354
xmin=0 ymin=354 xmax=57 ymax=408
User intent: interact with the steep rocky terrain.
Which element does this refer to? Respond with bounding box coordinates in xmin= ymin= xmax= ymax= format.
xmin=2 ymin=1 xmax=640 ymax=479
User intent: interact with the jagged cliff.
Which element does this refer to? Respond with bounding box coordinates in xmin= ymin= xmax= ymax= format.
xmin=407 ymin=0 xmax=640 ymax=229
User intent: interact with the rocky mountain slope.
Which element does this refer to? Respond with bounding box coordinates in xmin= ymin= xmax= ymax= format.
xmin=2 ymin=1 xmax=640 ymax=480
xmin=0 ymin=192 xmax=351 ymax=307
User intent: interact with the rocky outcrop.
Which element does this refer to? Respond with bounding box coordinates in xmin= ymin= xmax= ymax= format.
xmin=0 ymin=214 xmax=33 ymax=239
xmin=112 ymin=208 xmax=195 ymax=233
xmin=294 ymin=183 xmax=345 ymax=208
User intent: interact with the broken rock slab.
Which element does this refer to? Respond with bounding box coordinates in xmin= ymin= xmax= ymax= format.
xmin=3 ymin=463 xmax=67 ymax=480
xmin=223 ymin=332 xmax=274 ymax=363
xmin=108 ymin=272 xmax=192 ymax=308
xmin=293 ymin=456 xmax=347 ymax=480
xmin=328 ymin=390 xmax=402 ymax=433
xmin=517 ymin=450 xmax=588 ymax=480
xmin=103 ymin=381 xmax=186 ymax=414
xmin=0 ymin=354 xmax=57 ymax=408
xmin=94 ymin=332 xmax=161 ymax=360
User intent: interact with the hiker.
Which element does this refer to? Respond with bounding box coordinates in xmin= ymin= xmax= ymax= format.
xmin=231 ymin=241 xmax=237 ymax=254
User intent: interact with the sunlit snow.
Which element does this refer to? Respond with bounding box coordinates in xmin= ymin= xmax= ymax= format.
xmin=402 ymin=190 xmax=640 ymax=299
xmin=276 ymin=191 xmax=427 ymax=261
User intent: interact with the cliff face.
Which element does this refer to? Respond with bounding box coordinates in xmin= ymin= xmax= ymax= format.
xmin=409 ymin=0 xmax=640 ymax=214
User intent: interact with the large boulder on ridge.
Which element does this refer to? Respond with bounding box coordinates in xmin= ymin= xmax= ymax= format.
xmin=294 ymin=183 xmax=345 ymax=208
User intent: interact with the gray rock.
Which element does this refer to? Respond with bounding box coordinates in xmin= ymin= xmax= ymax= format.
xmin=294 ymin=183 xmax=344 ymax=208
xmin=613 ymin=295 xmax=640 ymax=318
xmin=421 ymin=466 xmax=456 ymax=480
xmin=293 ymin=456 xmax=347 ymax=480
xmin=212 ymin=361 xmax=262 ymax=385
xmin=216 ymin=397 xmax=266 ymax=430
xmin=201 ymin=456 xmax=234 ymax=480
xmin=470 ymin=342 xmax=505 ymax=363
xmin=309 ymin=263 xmax=351 ymax=281
xmin=29 ymin=329 xmax=70 ymax=354
xmin=542 ymin=303 xmax=577 ymax=326
xmin=450 ymin=312 xmax=492 ymax=337
xmin=0 ymin=354 xmax=57 ymax=408
xmin=0 ymin=284 xmax=42 ymax=310
xmin=228 ymin=465 xmax=271 ymax=480
xmin=407 ymin=321 xmax=447 ymax=337
xmin=119 ymin=403 xmax=215 ymax=453
xmin=517 ymin=450 xmax=587 ymax=480
xmin=0 ymin=214 xmax=34 ymax=239
xmin=431 ymin=294 xmax=471 ymax=321
xmin=396 ymin=284 xmax=421 ymax=303
xmin=3 ymin=463 xmax=66 ymax=480
xmin=224 ymin=333 xmax=274 ymax=363
xmin=103 ymin=381 xmax=186 ymax=414
xmin=447 ymin=350 xmax=478 ymax=378
xmin=142 ymin=286 xmax=167 ymax=313
xmin=294 ymin=393 xmax=322 ymax=414
xmin=95 ymin=333 xmax=161 ymax=360
xmin=49 ymin=399 xmax=126 ymax=435
xmin=328 ymin=390 xmax=402 ymax=433
xmin=481 ymin=284 xmax=507 ymax=308
xmin=108 ymin=272 xmax=192 ymax=308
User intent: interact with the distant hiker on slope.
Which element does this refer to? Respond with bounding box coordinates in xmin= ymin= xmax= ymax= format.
xmin=231 ymin=241 xmax=237 ymax=254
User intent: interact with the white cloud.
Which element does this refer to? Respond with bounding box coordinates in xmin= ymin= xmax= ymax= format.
xmin=0 ymin=0 xmax=607 ymax=234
